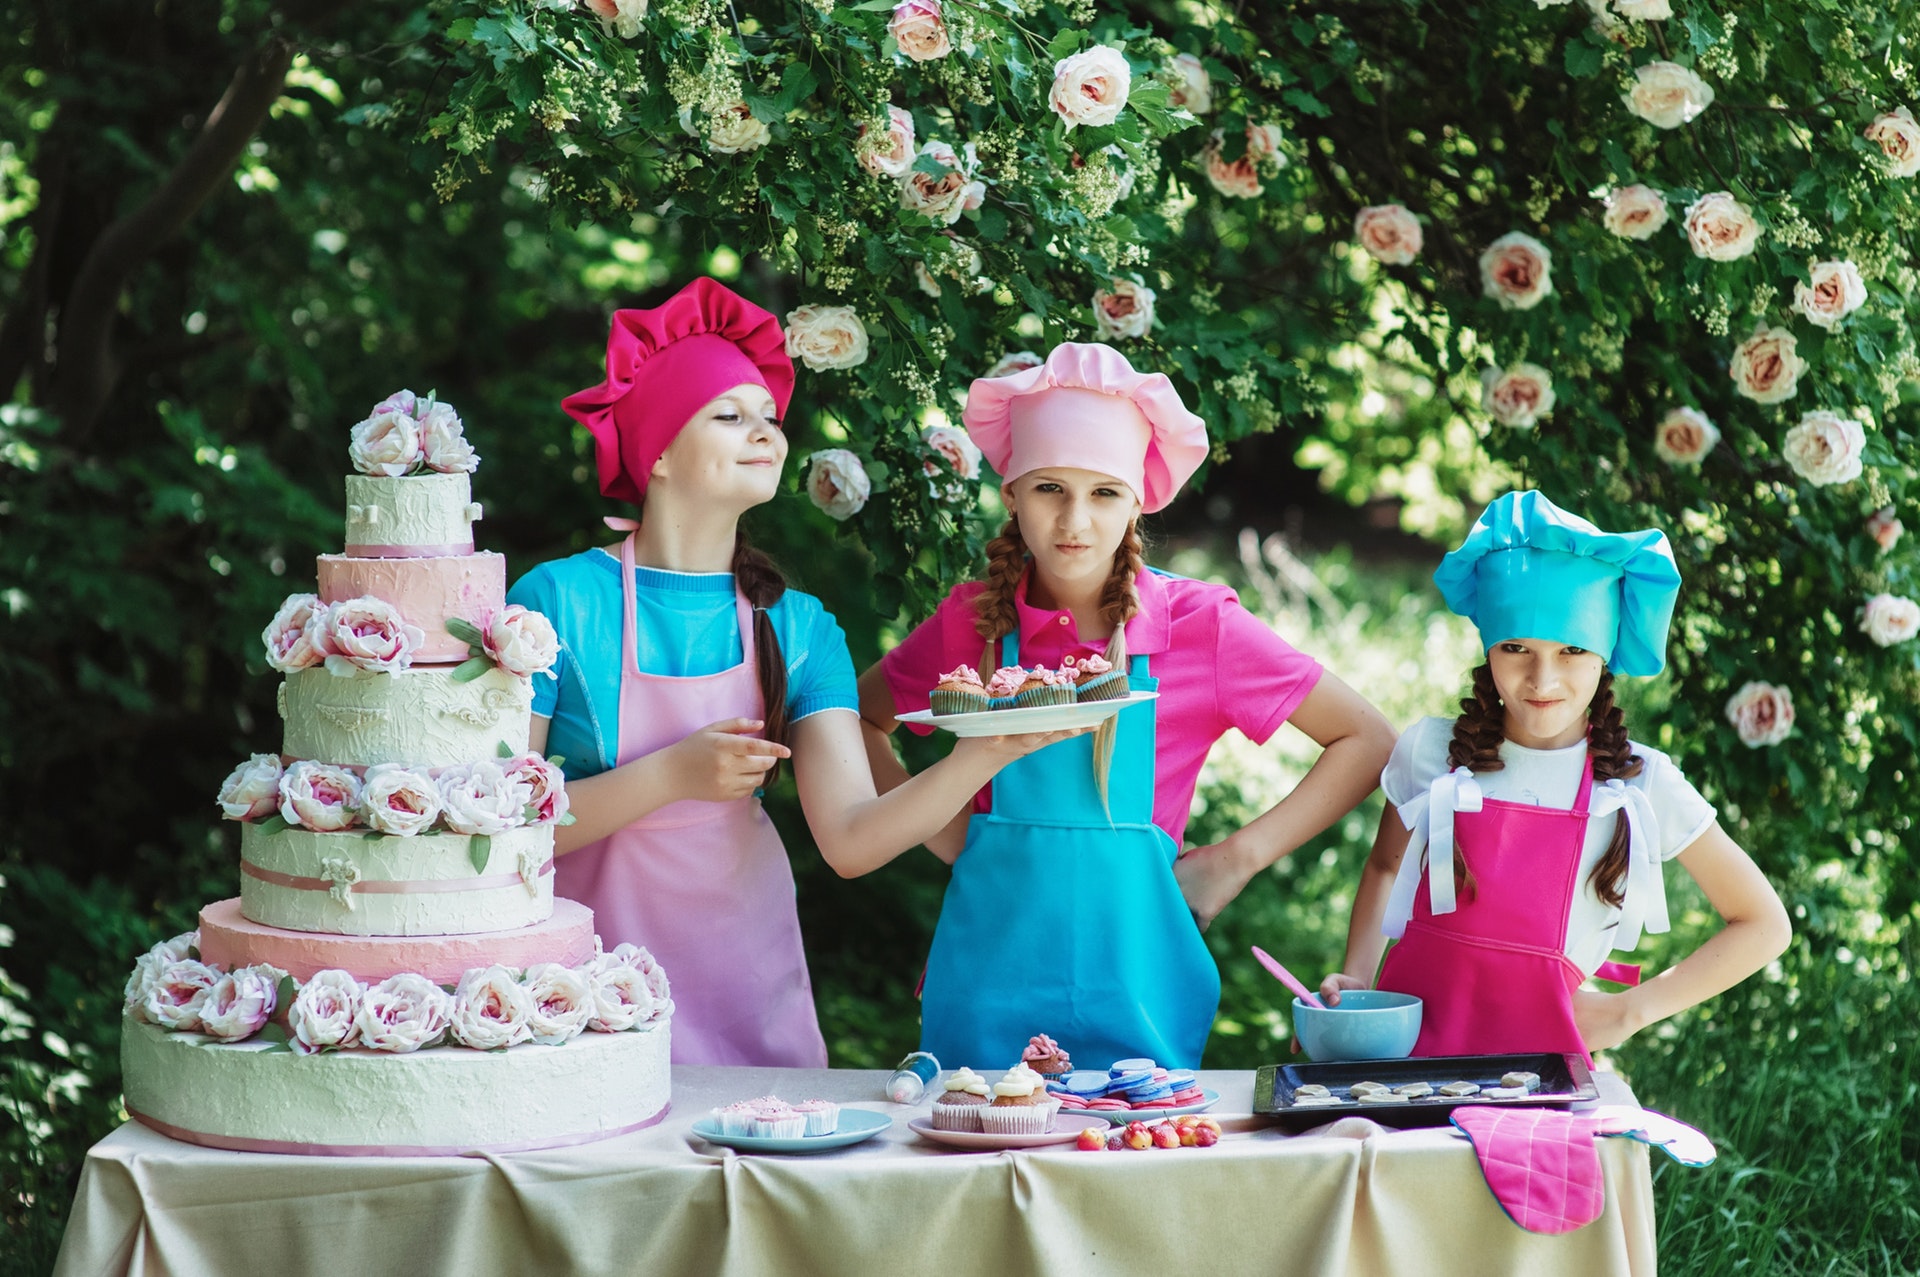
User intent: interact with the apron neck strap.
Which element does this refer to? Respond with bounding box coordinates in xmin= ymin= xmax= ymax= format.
xmin=618 ymin=532 xmax=758 ymax=677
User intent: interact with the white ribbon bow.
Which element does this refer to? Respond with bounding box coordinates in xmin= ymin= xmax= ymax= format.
xmin=1589 ymin=778 xmax=1669 ymax=948
xmin=1382 ymin=767 xmax=1483 ymax=938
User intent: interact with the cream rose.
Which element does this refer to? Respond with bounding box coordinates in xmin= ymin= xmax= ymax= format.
xmin=858 ymin=106 xmax=916 ymax=178
xmin=141 ymin=959 xmax=220 ymax=1032
xmin=706 ymin=104 xmax=770 ymax=155
xmin=889 ymin=0 xmax=951 ymax=62
xmin=582 ymin=962 xmax=656 ymax=1032
xmin=805 ymin=449 xmax=872 ymax=521
xmin=984 ymin=351 xmax=1043 ymax=379
xmin=584 ymin=0 xmax=647 ymax=39
xmin=1725 ymin=681 xmax=1795 ymax=748
xmin=1202 ymin=131 xmax=1264 ymax=199
xmin=1793 ymin=260 xmax=1868 ymax=329
xmin=217 ymin=753 xmax=285 ymax=822
xmin=1866 ymin=506 xmax=1903 ymax=552
xmin=521 ymin=963 xmax=595 ymax=1045
xmin=315 ymin=595 xmax=425 ymax=677
xmin=438 ymin=760 xmax=530 ymax=837
xmin=784 ymin=304 xmax=870 ymax=371
xmin=1864 ymin=106 xmax=1920 ymax=178
xmin=1353 ymin=204 xmax=1422 ymax=265
xmin=1729 ymin=325 xmax=1805 ymax=404
xmin=449 ymin=965 xmax=536 ymax=1050
xmin=1480 ymin=363 xmax=1557 ymax=429
xmin=262 ymin=592 xmax=327 ymax=673
xmin=1092 ymin=278 xmax=1156 ymax=340
xmin=484 ymin=604 xmax=560 ymax=678
xmin=1623 ymin=61 xmax=1714 ymax=129
xmin=1860 ymin=594 xmax=1920 ymax=648
xmin=1601 ymin=184 xmax=1670 ymax=240
xmin=921 ymin=425 xmax=981 ymax=481
xmin=1166 ymin=52 xmax=1211 ymax=114
xmin=1050 ymin=46 xmax=1132 ymax=130
xmin=124 ymin=932 xmax=200 ymax=1019
xmin=1683 ymin=192 xmax=1762 ymax=261
xmin=503 ymin=753 xmax=569 ymax=825
xmin=913 ymin=261 xmax=943 ymax=297
xmin=355 ymin=973 xmax=453 ymax=1053
xmin=1653 ymin=407 xmax=1720 ymax=467
xmin=360 ymin=763 xmax=443 ymax=837
xmin=1781 ymin=410 xmax=1867 ymax=486
xmin=1480 ymin=231 xmax=1553 ymax=310
xmin=279 ymin=760 xmax=363 ymax=832
xmin=899 ymin=139 xmax=980 ymax=226
xmin=288 ymin=969 xmax=363 ymax=1055
xmin=418 ymin=401 xmax=478 ymax=474
xmin=197 ymin=964 xmax=282 ymax=1042
xmin=1614 ymin=0 xmax=1671 ymax=18
xmin=601 ymin=941 xmax=673 ymax=1019
xmin=348 ymin=410 xmax=421 ymax=477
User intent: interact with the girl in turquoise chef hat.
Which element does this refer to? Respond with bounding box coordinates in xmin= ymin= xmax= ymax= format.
xmin=1321 ymin=491 xmax=1790 ymax=1061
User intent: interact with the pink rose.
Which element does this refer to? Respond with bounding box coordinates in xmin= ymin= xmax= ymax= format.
xmin=217 ymin=753 xmax=285 ymax=821
xmin=262 ymin=592 xmax=327 ymax=673
xmin=419 ymin=401 xmax=478 ymax=474
xmin=858 ymin=106 xmax=917 ymax=178
xmin=1781 ymin=410 xmax=1866 ymax=486
xmin=360 ymin=763 xmax=443 ymax=836
xmin=1860 ymin=594 xmax=1920 ymax=648
xmin=1793 ymin=260 xmax=1868 ymax=329
xmin=984 ymin=351 xmax=1043 ymax=379
xmin=1353 ymin=204 xmax=1422 ymax=265
xmin=369 ymin=389 xmax=419 ymax=419
xmin=898 ymin=139 xmax=980 ymax=226
xmin=805 ymin=449 xmax=872 ymax=521
xmin=921 ymin=425 xmax=982 ymax=481
xmin=581 ymin=962 xmax=657 ymax=1032
xmin=1864 ymin=106 xmax=1920 ymax=178
xmin=1866 ymin=506 xmax=1903 ymax=552
xmin=503 ymin=753 xmax=570 ymax=825
xmin=1725 ymin=681 xmax=1795 ymax=748
xmin=1729 ymin=325 xmax=1805 ymax=404
xmin=315 ymin=595 xmax=425 ymax=676
xmin=279 ymin=760 xmax=363 ymax=832
xmin=1480 ymin=231 xmax=1553 ymax=310
xmin=484 ymin=604 xmax=560 ymax=678
xmin=584 ymin=0 xmax=648 ymax=40
xmin=521 ymin=963 xmax=594 ymax=1045
xmin=1601 ymin=184 xmax=1670 ymax=240
xmin=437 ymin=761 xmax=529 ymax=837
xmin=288 ymin=969 xmax=364 ymax=1055
xmin=140 ymin=959 xmax=221 ymax=1032
xmin=600 ymin=941 xmax=674 ymax=1019
xmin=889 ymin=0 xmax=951 ymax=62
xmin=197 ymin=964 xmax=281 ymax=1042
xmin=449 ymin=965 xmax=535 ymax=1050
xmin=1683 ymin=192 xmax=1761 ymax=261
xmin=1652 ymin=407 xmax=1720 ymax=467
xmin=1614 ymin=0 xmax=1671 ymax=18
xmin=124 ymin=931 xmax=200 ymax=1019
xmin=1165 ymin=52 xmax=1211 ymax=114
xmin=1201 ymin=129 xmax=1264 ymax=199
xmin=1623 ymin=61 xmax=1714 ymax=129
xmin=355 ymin=972 xmax=452 ymax=1053
xmin=1050 ymin=46 xmax=1132 ymax=130
xmin=1092 ymin=278 xmax=1155 ymax=340
xmin=348 ymin=410 xmax=422 ymax=477
xmin=1480 ymin=363 xmax=1556 ymax=429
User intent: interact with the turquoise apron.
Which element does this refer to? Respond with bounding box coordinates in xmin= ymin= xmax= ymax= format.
xmin=918 ymin=637 xmax=1221 ymax=1069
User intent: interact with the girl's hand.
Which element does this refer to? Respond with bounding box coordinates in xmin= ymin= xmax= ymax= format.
xmin=1318 ymin=972 xmax=1371 ymax=1007
xmin=947 ymin=725 xmax=1094 ymax=769
xmin=662 ymin=718 xmax=791 ymax=802
xmin=1172 ymin=833 xmax=1262 ymax=932
xmin=1572 ymin=986 xmax=1640 ymax=1052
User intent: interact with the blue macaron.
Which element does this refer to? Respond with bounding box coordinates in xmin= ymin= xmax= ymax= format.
xmin=1126 ymin=1081 xmax=1176 ymax=1103
xmin=1110 ymin=1058 xmax=1157 ymax=1075
xmin=1061 ymin=1071 xmax=1111 ymax=1096
xmin=1161 ymin=1070 xmax=1197 ymax=1091
xmin=1105 ymin=1068 xmax=1152 ymax=1093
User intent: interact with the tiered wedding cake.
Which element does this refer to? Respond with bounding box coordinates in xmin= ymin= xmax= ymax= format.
xmin=119 ymin=393 xmax=671 ymax=1155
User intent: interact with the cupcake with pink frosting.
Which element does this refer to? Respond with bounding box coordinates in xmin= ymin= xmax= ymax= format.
xmin=985 ymin=665 xmax=1028 ymax=709
xmin=1022 ymin=1033 xmax=1073 ymax=1081
xmin=1069 ymin=652 xmax=1128 ymax=702
xmin=931 ymin=665 xmax=989 ymax=716
xmin=1014 ymin=664 xmax=1074 ymax=709
xmin=792 ymin=1098 xmax=840 ymax=1136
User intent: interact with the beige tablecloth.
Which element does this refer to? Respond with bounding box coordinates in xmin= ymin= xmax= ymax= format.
xmin=54 ymin=1067 xmax=1655 ymax=1277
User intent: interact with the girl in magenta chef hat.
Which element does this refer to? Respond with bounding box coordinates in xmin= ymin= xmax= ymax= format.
xmin=509 ymin=279 xmax=1079 ymax=1068
xmin=860 ymin=343 xmax=1399 ymax=1069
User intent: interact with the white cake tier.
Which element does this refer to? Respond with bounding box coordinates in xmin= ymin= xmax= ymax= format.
xmin=239 ymin=822 xmax=554 ymax=937
xmin=279 ymin=665 xmax=531 ymax=768
xmin=317 ymin=550 xmax=505 ymax=663
xmin=122 ymin=1015 xmax=671 ymax=1156
xmin=197 ymin=897 xmax=596 ymax=984
xmin=343 ymin=473 xmax=481 ymax=558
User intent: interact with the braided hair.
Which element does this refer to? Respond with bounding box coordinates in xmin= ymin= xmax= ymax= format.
xmin=1444 ymin=663 xmax=1643 ymax=906
xmin=730 ymin=532 xmax=791 ymax=786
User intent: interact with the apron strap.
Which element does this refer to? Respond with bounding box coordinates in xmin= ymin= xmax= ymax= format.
xmin=1588 ymin=777 xmax=1668 ymax=948
xmin=1382 ymin=766 xmax=1482 ymax=938
xmin=618 ymin=532 xmax=641 ymax=679
xmin=1592 ymin=960 xmax=1642 ymax=986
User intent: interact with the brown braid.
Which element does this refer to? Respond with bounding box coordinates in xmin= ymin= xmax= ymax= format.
xmin=1444 ymin=663 xmax=1644 ymax=907
xmin=973 ymin=517 xmax=1029 ymax=643
xmin=730 ymin=532 xmax=791 ymax=787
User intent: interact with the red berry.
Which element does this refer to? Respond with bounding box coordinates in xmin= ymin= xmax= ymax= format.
xmin=1105 ymin=1132 xmax=1125 ymax=1151
xmin=1194 ymin=1126 xmax=1220 ymax=1148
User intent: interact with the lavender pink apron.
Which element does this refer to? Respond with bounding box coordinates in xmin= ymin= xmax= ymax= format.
xmin=1377 ymin=757 xmax=1598 ymax=1064
xmin=553 ymin=534 xmax=827 ymax=1067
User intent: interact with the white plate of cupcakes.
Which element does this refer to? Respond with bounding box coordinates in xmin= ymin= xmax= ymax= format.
xmin=897 ymin=659 xmax=1156 ymax=737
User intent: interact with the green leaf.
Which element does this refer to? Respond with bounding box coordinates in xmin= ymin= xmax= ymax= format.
xmin=446 ymin=17 xmax=476 ymax=43
xmin=362 ymin=830 xmax=386 ymax=840
xmin=450 ymin=655 xmax=493 ymax=683
xmin=558 ymin=812 xmax=577 ymax=826
xmin=1281 ymin=88 xmax=1331 ymax=119
xmin=256 ymin=814 xmax=290 ymax=836
xmin=546 ymin=755 xmax=566 ymax=769
xmin=1564 ymin=40 xmax=1604 ymax=80
xmin=498 ymin=740 xmax=514 ymax=758
xmin=274 ymin=976 xmax=296 ymax=1011
xmin=469 ymin=834 xmax=492 ymax=874
xmin=445 ymin=616 xmax=484 ymax=646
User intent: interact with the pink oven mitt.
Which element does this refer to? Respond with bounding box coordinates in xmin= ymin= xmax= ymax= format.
xmin=1449 ymin=1106 xmax=1716 ymax=1234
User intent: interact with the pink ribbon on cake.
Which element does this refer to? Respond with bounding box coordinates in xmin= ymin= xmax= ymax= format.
xmin=343 ymin=542 xmax=476 ymax=559
xmin=241 ymin=859 xmax=554 ymax=894
xmin=127 ymin=1102 xmax=672 ymax=1158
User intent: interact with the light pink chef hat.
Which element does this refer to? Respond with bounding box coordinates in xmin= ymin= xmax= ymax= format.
xmin=961 ymin=343 xmax=1208 ymax=513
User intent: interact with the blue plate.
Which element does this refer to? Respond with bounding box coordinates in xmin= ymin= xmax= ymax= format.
xmin=691 ymin=1108 xmax=892 ymax=1154
xmin=1067 ymin=1088 xmax=1222 ymax=1126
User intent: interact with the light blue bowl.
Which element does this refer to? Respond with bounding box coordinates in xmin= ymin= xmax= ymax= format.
xmin=1291 ymin=991 xmax=1423 ymax=1062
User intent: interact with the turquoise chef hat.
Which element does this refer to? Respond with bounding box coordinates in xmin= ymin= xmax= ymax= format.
xmin=1433 ymin=491 xmax=1681 ymax=677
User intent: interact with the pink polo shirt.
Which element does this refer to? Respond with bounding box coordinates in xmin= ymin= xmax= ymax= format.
xmin=880 ymin=567 xmax=1324 ymax=848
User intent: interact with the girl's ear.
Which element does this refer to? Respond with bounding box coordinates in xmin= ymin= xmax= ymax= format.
xmin=1000 ymin=482 xmax=1018 ymax=517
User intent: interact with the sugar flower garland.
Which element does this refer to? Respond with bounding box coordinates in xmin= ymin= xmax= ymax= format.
xmin=215 ymin=751 xmax=572 ymax=840
xmin=348 ymin=391 xmax=479 ymax=477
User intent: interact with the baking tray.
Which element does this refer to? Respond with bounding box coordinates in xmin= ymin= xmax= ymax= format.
xmin=1253 ymin=1052 xmax=1597 ymax=1132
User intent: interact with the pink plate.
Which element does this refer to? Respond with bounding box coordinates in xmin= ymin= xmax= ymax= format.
xmin=908 ymin=1113 xmax=1111 ymax=1151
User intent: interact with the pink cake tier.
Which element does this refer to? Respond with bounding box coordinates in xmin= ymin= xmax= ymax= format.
xmin=196 ymin=896 xmax=595 ymax=983
xmin=317 ymin=551 xmax=505 ymax=664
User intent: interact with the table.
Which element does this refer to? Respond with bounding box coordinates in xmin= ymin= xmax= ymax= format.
xmin=54 ymin=1067 xmax=1655 ymax=1276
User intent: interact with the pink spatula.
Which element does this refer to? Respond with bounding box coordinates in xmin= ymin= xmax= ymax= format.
xmin=1251 ymin=944 xmax=1328 ymax=1009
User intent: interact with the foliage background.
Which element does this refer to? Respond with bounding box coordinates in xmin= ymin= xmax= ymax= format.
xmin=2 ymin=0 xmax=1917 ymax=1272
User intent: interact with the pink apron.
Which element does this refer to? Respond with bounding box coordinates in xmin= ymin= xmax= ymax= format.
xmin=553 ymin=534 xmax=828 ymax=1067
xmin=1376 ymin=758 xmax=1597 ymax=1064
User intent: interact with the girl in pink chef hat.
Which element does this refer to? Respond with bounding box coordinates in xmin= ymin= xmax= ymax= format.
xmin=859 ymin=342 xmax=1399 ymax=1069
xmin=509 ymin=279 xmax=1080 ymax=1068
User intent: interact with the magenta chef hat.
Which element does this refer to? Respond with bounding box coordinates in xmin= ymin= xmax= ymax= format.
xmin=561 ymin=277 xmax=796 ymax=505
xmin=961 ymin=343 xmax=1208 ymax=513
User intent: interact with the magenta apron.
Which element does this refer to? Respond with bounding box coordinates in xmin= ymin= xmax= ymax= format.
xmin=553 ymin=534 xmax=827 ymax=1067
xmin=1376 ymin=757 xmax=1599 ymax=1064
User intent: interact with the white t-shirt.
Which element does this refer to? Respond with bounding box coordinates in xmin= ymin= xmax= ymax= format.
xmin=1381 ymin=716 xmax=1718 ymax=976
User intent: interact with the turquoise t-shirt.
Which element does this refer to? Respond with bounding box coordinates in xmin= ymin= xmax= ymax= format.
xmin=506 ymin=549 xmax=859 ymax=780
